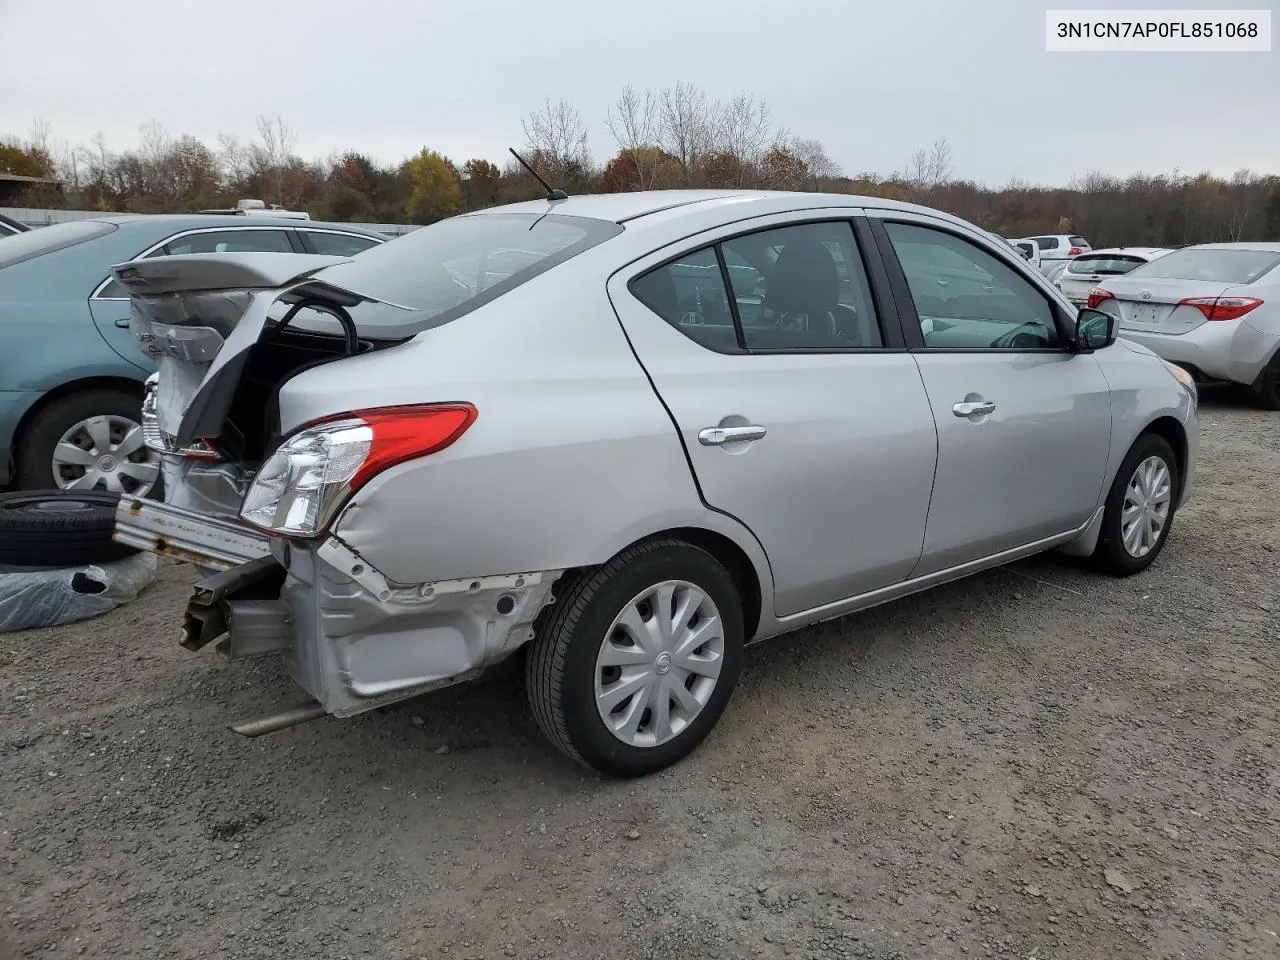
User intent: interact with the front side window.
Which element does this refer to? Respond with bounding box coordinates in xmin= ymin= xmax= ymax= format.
xmin=631 ymin=220 xmax=883 ymax=352
xmin=886 ymin=222 xmax=1060 ymax=350
xmin=164 ymin=230 xmax=293 ymax=255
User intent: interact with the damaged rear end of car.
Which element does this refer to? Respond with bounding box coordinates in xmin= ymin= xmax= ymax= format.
xmin=110 ymin=212 xmax=632 ymax=732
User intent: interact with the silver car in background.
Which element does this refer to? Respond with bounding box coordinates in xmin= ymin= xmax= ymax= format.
xmin=1058 ymin=247 xmax=1173 ymax=307
xmin=1091 ymin=242 xmax=1280 ymax=408
xmin=112 ymin=190 xmax=1199 ymax=777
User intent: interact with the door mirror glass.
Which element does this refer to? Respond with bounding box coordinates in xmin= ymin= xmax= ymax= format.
xmin=1076 ymin=308 xmax=1116 ymax=350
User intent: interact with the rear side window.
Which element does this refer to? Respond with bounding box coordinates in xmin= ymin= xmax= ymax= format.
xmin=631 ymin=220 xmax=883 ymax=352
xmin=304 ymin=230 xmax=381 ymax=257
xmin=1125 ymin=248 xmax=1280 ymax=284
xmin=1034 ymin=237 xmax=1058 ymax=250
xmin=0 ymin=220 xmax=117 ymax=269
xmin=164 ymin=230 xmax=293 ymax=255
xmin=1069 ymin=236 xmax=1089 ymax=247
xmin=1067 ymin=254 xmax=1144 ymax=275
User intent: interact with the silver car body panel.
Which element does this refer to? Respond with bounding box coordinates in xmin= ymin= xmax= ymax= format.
xmin=111 ymin=190 xmax=1200 ymax=719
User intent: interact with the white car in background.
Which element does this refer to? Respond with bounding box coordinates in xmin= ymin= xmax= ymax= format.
xmin=1091 ymin=242 xmax=1280 ymax=408
xmin=1058 ymin=247 xmax=1174 ymax=307
xmin=1029 ymin=234 xmax=1092 ymax=274
xmin=1044 ymin=260 xmax=1070 ymax=288
xmin=1006 ymin=238 xmax=1041 ymax=270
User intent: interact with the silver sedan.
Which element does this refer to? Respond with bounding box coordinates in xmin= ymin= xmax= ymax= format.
xmin=112 ymin=190 xmax=1199 ymax=777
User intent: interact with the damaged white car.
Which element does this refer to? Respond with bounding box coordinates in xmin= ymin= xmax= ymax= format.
xmin=113 ymin=189 xmax=1198 ymax=777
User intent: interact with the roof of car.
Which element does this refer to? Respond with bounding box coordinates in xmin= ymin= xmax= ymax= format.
xmin=472 ymin=189 xmax=965 ymax=226
xmin=1183 ymin=241 xmax=1280 ymax=252
xmin=82 ymin=214 xmax=384 ymax=235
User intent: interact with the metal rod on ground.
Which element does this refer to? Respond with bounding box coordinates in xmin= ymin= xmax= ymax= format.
xmin=229 ymin=703 xmax=328 ymax=737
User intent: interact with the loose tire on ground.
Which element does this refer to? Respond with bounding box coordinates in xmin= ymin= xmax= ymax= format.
xmin=525 ymin=538 xmax=745 ymax=778
xmin=0 ymin=490 xmax=139 ymax=567
xmin=1091 ymin=432 xmax=1179 ymax=576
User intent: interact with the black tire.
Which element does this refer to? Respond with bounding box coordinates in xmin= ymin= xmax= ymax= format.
xmin=0 ymin=490 xmax=139 ymax=566
xmin=15 ymin=388 xmax=161 ymax=498
xmin=1250 ymin=354 xmax=1280 ymax=411
xmin=526 ymin=538 xmax=745 ymax=778
xmin=1091 ymin=433 xmax=1179 ymax=576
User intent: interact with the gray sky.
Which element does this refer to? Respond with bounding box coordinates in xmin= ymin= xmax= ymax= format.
xmin=1 ymin=0 xmax=1276 ymax=187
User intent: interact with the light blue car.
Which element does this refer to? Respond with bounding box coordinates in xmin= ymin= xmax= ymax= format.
xmin=0 ymin=214 xmax=384 ymax=494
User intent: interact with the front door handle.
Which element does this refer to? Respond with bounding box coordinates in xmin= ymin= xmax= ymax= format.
xmin=114 ymin=318 xmax=131 ymax=328
xmin=953 ymin=399 xmax=996 ymax=418
xmin=698 ymin=425 xmax=767 ymax=446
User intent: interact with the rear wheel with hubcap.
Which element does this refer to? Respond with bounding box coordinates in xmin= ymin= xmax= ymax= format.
xmin=1092 ymin=432 xmax=1179 ymax=576
xmin=526 ymin=539 xmax=745 ymax=777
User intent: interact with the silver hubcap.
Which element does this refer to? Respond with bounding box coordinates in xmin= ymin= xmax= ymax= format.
xmin=52 ymin=415 xmax=160 ymax=496
xmin=1121 ymin=455 xmax=1172 ymax=559
xmin=593 ymin=580 xmax=725 ymax=748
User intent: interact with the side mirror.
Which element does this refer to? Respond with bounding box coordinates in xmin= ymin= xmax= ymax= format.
xmin=1075 ymin=308 xmax=1117 ymax=351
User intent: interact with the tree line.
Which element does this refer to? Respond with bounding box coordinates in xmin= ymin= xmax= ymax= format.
xmin=3 ymin=84 xmax=1279 ymax=247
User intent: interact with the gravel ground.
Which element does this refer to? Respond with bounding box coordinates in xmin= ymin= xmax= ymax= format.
xmin=2 ymin=392 xmax=1278 ymax=960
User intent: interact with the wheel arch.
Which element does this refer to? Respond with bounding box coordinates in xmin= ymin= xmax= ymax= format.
xmin=1142 ymin=415 xmax=1188 ymax=497
xmin=555 ymin=525 xmax=767 ymax=642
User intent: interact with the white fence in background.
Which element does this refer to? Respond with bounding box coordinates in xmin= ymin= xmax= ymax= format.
xmin=0 ymin=207 xmax=421 ymax=237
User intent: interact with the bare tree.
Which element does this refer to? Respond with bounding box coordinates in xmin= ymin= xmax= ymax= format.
xmin=250 ymin=115 xmax=298 ymax=204
xmin=789 ymin=136 xmax=842 ymax=189
xmin=716 ymin=93 xmax=771 ymax=186
xmin=656 ymin=81 xmax=718 ymax=182
xmin=605 ymin=85 xmax=664 ymax=190
xmin=903 ymin=138 xmax=953 ymax=193
xmin=521 ymin=97 xmax=592 ymax=180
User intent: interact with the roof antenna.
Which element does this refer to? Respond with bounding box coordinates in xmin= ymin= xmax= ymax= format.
xmin=509 ymin=148 xmax=568 ymax=201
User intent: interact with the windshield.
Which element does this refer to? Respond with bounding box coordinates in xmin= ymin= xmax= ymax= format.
xmin=1124 ymin=248 xmax=1280 ymax=284
xmin=1067 ymin=254 xmax=1145 ymax=276
xmin=0 ymin=219 xmax=117 ymax=269
xmin=309 ymin=212 xmax=622 ymax=334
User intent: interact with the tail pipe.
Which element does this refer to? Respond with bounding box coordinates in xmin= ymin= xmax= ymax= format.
xmin=229 ymin=703 xmax=329 ymax=737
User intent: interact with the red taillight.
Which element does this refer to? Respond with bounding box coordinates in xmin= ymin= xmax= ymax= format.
xmin=347 ymin=403 xmax=477 ymax=491
xmin=1178 ymin=296 xmax=1264 ymax=322
xmin=1068 ymin=246 xmax=1083 ymax=257
xmin=1087 ymin=287 xmax=1113 ymax=310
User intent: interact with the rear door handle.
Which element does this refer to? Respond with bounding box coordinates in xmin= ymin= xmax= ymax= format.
xmin=114 ymin=318 xmax=131 ymax=328
xmin=953 ymin=400 xmax=996 ymax=417
xmin=698 ymin=425 xmax=767 ymax=446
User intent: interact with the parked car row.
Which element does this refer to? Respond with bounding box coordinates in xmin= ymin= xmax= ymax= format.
xmin=104 ymin=188 xmax=1201 ymax=776
xmin=0 ymin=214 xmax=385 ymax=495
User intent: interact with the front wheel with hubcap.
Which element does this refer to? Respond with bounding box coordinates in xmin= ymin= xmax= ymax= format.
xmin=526 ymin=539 xmax=745 ymax=777
xmin=1092 ymin=432 xmax=1179 ymax=576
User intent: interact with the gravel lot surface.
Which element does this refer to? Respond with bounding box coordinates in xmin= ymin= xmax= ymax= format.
xmin=3 ymin=393 xmax=1278 ymax=960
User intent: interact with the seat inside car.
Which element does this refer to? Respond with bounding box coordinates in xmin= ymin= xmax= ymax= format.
xmin=755 ymin=239 xmax=862 ymax=349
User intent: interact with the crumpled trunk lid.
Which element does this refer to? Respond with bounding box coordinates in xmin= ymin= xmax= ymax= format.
xmin=112 ymin=251 xmax=408 ymax=451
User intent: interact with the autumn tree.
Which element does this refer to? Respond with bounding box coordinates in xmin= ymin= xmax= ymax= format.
xmin=461 ymin=158 xmax=502 ymax=209
xmin=403 ymin=149 xmax=462 ymax=224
